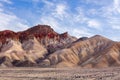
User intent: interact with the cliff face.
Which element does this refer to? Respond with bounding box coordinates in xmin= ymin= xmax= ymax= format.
xmin=0 ymin=25 xmax=120 ymax=68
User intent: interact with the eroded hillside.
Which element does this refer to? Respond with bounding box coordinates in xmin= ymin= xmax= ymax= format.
xmin=0 ymin=25 xmax=120 ymax=68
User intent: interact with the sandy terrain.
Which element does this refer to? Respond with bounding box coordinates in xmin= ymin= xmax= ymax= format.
xmin=0 ymin=67 xmax=120 ymax=80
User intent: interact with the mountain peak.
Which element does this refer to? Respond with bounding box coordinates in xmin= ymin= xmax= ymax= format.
xmin=91 ymin=35 xmax=104 ymax=38
xmin=24 ymin=25 xmax=55 ymax=34
xmin=90 ymin=35 xmax=112 ymax=41
xmin=0 ymin=30 xmax=17 ymax=43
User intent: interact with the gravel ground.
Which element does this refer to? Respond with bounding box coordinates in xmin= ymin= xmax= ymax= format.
xmin=0 ymin=67 xmax=120 ymax=80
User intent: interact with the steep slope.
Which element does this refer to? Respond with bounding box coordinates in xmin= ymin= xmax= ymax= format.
xmin=41 ymin=35 xmax=120 ymax=68
xmin=0 ymin=25 xmax=76 ymax=67
xmin=18 ymin=25 xmax=77 ymax=52
xmin=0 ymin=25 xmax=120 ymax=68
xmin=0 ymin=38 xmax=48 ymax=67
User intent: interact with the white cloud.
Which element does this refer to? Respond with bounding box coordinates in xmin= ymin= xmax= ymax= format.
xmin=51 ymin=4 xmax=69 ymax=21
xmin=0 ymin=1 xmax=29 ymax=31
xmin=0 ymin=0 xmax=12 ymax=4
xmin=41 ymin=0 xmax=53 ymax=6
xmin=0 ymin=0 xmax=30 ymax=32
xmin=109 ymin=36 xmax=120 ymax=41
xmin=114 ymin=0 xmax=120 ymax=13
xmin=112 ymin=25 xmax=120 ymax=30
xmin=105 ymin=16 xmax=120 ymax=30
xmin=100 ymin=0 xmax=120 ymax=17
xmin=87 ymin=20 xmax=101 ymax=29
xmin=72 ymin=28 xmax=93 ymax=38
xmin=87 ymin=9 xmax=99 ymax=15
xmin=0 ymin=12 xmax=29 ymax=31
xmin=40 ymin=16 xmax=61 ymax=31
xmin=39 ymin=14 xmax=94 ymax=38
xmin=84 ymin=0 xmax=110 ymax=5
xmin=55 ymin=4 xmax=67 ymax=17
xmin=32 ymin=0 xmax=119 ymax=40
xmin=74 ymin=7 xmax=89 ymax=23
xmin=36 ymin=1 xmax=69 ymax=32
xmin=36 ymin=0 xmax=97 ymax=38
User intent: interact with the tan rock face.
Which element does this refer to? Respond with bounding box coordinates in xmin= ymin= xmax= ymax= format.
xmin=43 ymin=35 xmax=120 ymax=68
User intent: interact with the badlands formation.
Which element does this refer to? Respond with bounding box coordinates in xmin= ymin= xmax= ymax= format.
xmin=0 ymin=25 xmax=120 ymax=68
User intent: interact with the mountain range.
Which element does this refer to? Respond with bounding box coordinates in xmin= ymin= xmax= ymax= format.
xmin=0 ymin=25 xmax=120 ymax=68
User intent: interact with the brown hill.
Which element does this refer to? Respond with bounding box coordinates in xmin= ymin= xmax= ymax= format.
xmin=0 ymin=25 xmax=120 ymax=68
xmin=0 ymin=25 xmax=76 ymax=67
xmin=41 ymin=35 xmax=120 ymax=68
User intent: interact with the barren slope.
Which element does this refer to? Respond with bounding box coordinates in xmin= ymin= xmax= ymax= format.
xmin=0 ymin=25 xmax=120 ymax=68
xmin=0 ymin=25 xmax=76 ymax=67
xmin=42 ymin=35 xmax=120 ymax=68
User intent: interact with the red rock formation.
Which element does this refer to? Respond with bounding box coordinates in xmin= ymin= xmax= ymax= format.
xmin=0 ymin=24 xmax=77 ymax=67
xmin=17 ymin=25 xmax=76 ymax=49
xmin=22 ymin=25 xmax=58 ymax=39
xmin=0 ymin=25 xmax=74 ymax=44
xmin=16 ymin=25 xmax=70 ymax=42
xmin=60 ymin=32 xmax=68 ymax=39
xmin=0 ymin=30 xmax=18 ymax=44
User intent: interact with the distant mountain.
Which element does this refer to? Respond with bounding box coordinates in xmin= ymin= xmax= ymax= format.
xmin=0 ymin=25 xmax=120 ymax=68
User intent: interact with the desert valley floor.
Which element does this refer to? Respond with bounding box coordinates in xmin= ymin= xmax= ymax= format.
xmin=0 ymin=67 xmax=120 ymax=80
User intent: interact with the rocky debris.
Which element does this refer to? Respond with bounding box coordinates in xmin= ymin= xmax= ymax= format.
xmin=12 ymin=60 xmax=36 ymax=67
xmin=0 ymin=56 xmax=13 ymax=67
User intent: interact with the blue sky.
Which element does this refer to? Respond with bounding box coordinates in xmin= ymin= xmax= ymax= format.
xmin=0 ymin=0 xmax=120 ymax=41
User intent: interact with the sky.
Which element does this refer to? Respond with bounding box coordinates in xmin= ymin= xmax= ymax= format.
xmin=0 ymin=0 xmax=120 ymax=41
